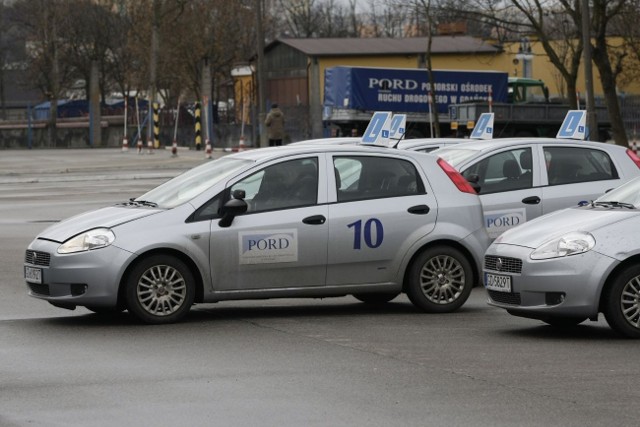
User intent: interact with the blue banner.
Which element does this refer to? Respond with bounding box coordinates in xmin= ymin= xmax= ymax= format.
xmin=324 ymin=67 xmax=508 ymax=115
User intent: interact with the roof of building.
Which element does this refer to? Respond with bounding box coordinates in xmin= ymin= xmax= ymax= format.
xmin=269 ymin=36 xmax=502 ymax=56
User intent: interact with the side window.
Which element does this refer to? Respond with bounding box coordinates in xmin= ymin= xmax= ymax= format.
xmin=230 ymin=158 xmax=318 ymax=213
xmin=544 ymin=147 xmax=618 ymax=185
xmin=190 ymin=193 xmax=223 ymax=222
xmin=334 ymin=156 xmax=424 ymax=202
xmin=462 ymin=148 xmax=533 ymax=194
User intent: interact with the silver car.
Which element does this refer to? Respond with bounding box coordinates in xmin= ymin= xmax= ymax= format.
xmin=434 ymin=138 xmax=640 ymax=238
xmin=24 ymin=145 xmax=490 ymax=324
xmin=484 ymin=176 xmax=640 ymax=338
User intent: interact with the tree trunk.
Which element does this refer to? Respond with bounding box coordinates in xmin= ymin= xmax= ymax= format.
xmin=592 ymin=39 xmax=628 ymax=146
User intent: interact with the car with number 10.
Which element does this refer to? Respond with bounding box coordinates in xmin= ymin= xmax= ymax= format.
xmin=24 ymin=143 xmax=491 ymax=324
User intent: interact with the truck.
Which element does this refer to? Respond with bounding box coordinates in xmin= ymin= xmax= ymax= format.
xmin=322 ymin=66 xmax=611 ymax=140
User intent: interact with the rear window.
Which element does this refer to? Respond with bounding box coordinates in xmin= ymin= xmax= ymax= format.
xmin=544 ymin=147 xmax=618 ymax=185
xmin=334 ymin=156 xmax=425 ymax=202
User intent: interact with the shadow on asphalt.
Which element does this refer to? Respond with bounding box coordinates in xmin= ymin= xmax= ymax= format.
xmin=497 ymin=323 xmax=626 ymax=341
xmin=32 ymin=297 xmax=487 ymax=328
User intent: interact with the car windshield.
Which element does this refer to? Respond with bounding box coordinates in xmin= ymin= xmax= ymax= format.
xmin=432 ymin=147 xmax=479 ymax=167
xmin=134 ymin=157 xmax=252 ymax=209
xmin=595 ymin=176 xmax=640 ymax=208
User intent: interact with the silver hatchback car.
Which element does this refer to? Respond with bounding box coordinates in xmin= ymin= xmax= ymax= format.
xmin=484 ymin=176 xmax=640 ymax=338
xmin=24 ymin=145 xmax=490 ymax=324
xmin=434 ymin=138 xmax=640 ymax=238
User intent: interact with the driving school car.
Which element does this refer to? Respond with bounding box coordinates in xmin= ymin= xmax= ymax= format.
xmin=434 ymin=112 xmax=640 ymax=238
xmin=484 ymin=176 xmax=640 ymax=338
xmin=24 ymin=144 xmax=490 ymax=324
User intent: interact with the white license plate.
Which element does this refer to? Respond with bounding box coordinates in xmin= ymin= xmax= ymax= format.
xmin=485 ymin=273 xmax=511 ymax=292
xmin=25 ymin=266 xmax=42 ymax=284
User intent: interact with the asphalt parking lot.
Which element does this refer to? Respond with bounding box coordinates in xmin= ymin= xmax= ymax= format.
xmin=2 ymin=148 xmax=640 ymax=427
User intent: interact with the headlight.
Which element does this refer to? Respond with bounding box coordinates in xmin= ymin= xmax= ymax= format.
xmin=58 ymin=228 xmax=115 ymax=254
xmin=530 ymin=231 xmax=595 ymax=260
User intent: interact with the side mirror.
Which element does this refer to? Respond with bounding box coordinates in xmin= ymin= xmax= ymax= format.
xmin=218 ymin=198 xmax=248 ymax=228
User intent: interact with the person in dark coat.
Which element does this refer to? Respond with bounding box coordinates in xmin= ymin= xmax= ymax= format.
xmin=265 ymin=103 xmax=285 ymax=146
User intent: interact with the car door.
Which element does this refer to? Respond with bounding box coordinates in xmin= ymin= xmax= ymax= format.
xmin=209 ymin=155 xmax=329 ymax=291
xmin=460 ymin=146 xmax=543 ymax=239
xmin=541 ymin=145 xmax=623 ymax=214
xmin=326 ymin=154 xmax=437 ymax=286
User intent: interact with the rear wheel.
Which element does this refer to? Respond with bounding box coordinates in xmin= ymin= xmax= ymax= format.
xmin=603 ymin=265 xmax=640 ymax=338
xmin=125 ymin=254 xmax=195 ymax=324
xmin=406 ymin=246 xmax=473 ymax=313
xmin=353 ymin=292 xmax=399 ymax=304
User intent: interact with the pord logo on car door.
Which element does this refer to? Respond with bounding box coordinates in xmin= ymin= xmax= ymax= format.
xmin=484 ymin=208 xmax=526 ymax=239
xmin=238 ymin=229 xmax=299 ymax=264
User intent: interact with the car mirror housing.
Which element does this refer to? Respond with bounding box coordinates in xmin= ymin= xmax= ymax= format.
xmin=218 ymin=198 xmax=248 ymax=228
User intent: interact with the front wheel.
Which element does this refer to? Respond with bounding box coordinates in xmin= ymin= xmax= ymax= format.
xmin=406 ymin=246 xmax=473 ymax=313
xmin=603 ymin=265 xmax=640 ymax=338
xmin=125 ymin=254 xmax=195 ymax=324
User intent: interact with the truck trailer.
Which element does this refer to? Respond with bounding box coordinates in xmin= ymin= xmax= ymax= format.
xmin=323 ymin=66 xmax=610 ymax=140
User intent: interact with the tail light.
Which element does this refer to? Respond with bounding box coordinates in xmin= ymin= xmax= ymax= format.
xmin=626 ymin=149 xmax=640 ymax=169
xmin=437 ymin=158 xmax=476 ymax=194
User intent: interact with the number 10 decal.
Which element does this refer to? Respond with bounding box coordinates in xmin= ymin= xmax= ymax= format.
xmin=347 ymin=218 xmax=384 ymax=249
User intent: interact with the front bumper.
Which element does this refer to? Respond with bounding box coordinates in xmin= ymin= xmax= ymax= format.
xmin=24 ymin=238 xmax=134 ymax=309
xmin=483 ymin=243 xmax=618 ymax=319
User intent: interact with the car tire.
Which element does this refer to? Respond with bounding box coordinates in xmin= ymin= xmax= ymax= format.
xmin=124 ymin=254 xmax=195 ymax=324
xmin=542 ymin=317 xmax=586 ymax=328
xmin=406 ymin=246 xmax=473 ymax=313
xmin=603 ymin=265 xmax=640 ymax=338
xmin=353 ymin=292 xmax=399 ymax=304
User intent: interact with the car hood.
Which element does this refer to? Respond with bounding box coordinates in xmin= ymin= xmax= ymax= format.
xmin=37 ymin=206 xmax=161 ymax=243
xmin=494 ymin=207 xmax=640 ymax=248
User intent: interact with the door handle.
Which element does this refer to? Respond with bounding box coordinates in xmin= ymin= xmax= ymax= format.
xmin=302 ymin=215 xmax=326 ymax=225
xmin=522 ymin=196 xmax=541 ymax=205
xmin=407 ymin=205 xmax=430 ymax=215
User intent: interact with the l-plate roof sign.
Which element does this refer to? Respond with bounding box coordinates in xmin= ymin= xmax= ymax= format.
xmin=470 ymin=113 xmax=494 ymax=140
xmin=361 ymin=111 xmax=392 ymax=146
xmin=557 ymin=110 xmax=586 ymax=140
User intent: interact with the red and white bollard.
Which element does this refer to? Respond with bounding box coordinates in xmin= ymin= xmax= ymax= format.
xmin=171 ymin=140 xmax=178 ymax=157
xmin=122 ymin=137 xmax=129 ymax=152
xmin=238 ymin=136 xmax=246 ymax=152
xmin=147 ymin=139 xmax=154 ymax=155
xmin=205 ymin=139 xmax=212 ymax=159
xmin=137 ymin=139 xmax=143 ymax=155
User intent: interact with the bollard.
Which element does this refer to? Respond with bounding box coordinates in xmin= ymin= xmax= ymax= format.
xmin=147 ymin=139 xmax=154 ymax=155
xmin=205 ymin=139 xmax=212 ymax=159
xmin=122 ymin=137 xmax=129 ymax=153
xmin=137 ymin=139 xmax=143 ymax=155
xmin=171 ymin=140 xmax=178 ymax=157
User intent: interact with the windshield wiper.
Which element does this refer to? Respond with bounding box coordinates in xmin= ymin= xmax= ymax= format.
xmin=119 ymin=198 xmax=159 ymax=208
xmin=593 ymin=201 xmax=636 ymax=209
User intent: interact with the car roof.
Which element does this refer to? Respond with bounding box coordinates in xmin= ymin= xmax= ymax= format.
xmin=397 ymin=138 xmax=467 ymax=149
xmin=228 ymin=143 xmax=434 ymax=162
xmin=433 ymin=137 xmax=624 ymax=153
xmin=288 ymin=137 xmax=360 ymax=146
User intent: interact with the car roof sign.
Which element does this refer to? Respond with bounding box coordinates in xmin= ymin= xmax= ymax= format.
xmin=556 ymin=110 xmax=586 ymax=140
xmin=389 ymin=114 xmax=406 ymax=140
xmin=361 ymin=111 xmax=392 ymax=146
xmin=470 ymin=112 xmax=494 ymax=140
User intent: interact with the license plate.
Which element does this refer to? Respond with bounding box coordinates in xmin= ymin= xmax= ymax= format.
xmin=25 ymin=266 xmax=42 ymax=284
xmin=485 ymin=273 xmax=511 ymax=292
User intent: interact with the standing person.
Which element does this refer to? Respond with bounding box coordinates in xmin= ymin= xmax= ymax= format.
xmin=265 ymin=103 xmax=285 ymax=146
